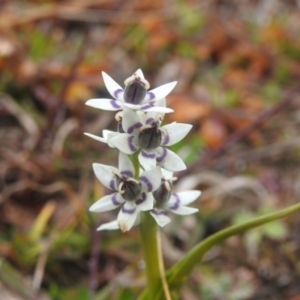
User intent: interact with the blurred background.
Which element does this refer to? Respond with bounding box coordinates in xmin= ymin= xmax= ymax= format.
xmin=1 ymin=0 xmax=300 ymax=299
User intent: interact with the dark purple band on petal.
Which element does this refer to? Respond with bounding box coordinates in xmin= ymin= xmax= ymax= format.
xmin=162 ymin=134 xmax=170 ymax=145
xmin=141 ymin=150 xmax=156 ymax=159
xmin=112 ymin=193 xmax=122 ymax=206
xmin=109 ymin=179 xmax=116 ymax=190
xmin=122 ymin=204 xmax=136 ymax=214
xmin=110 ymin=99 xmax=121 ymax=108
xmin=128 ymin=136 xmax=138 ymax=152
xmin=121 ymin=170 xmax=133 ymax=178
xmin=141 ymin=103 xmax=154 ymax=110
xmin=168 ymin=193 xmax=180 ymax=210
xmin=135 ymin=192 xmax=146 ymax=205
xmin=128 ymin=122 xmax=143 ymax=134
xmin=156 ymin=147 xmax=167 ymax=163
xmin=146 ymin=117 xmax=154 ymax=124
xmin=140 ymin=176 xmax=153 ymax=191
xmin=114 ymin=89 xmax=123 ymax=99
xmin=147 ymin=91 xmax=155 ymax=100
xmin=151 ymin=208 xmax=167 ymax=216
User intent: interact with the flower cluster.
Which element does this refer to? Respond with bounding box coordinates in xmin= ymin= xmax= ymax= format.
xmin=86 ymin=69 xmax=201 ymax=232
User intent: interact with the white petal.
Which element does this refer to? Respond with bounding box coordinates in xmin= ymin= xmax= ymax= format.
xmin=170 ymin=206 xmax=199 ymax=215
xmin=175 ymin=191 xmax=201 ymax=206
xmin=109 ymin=133 xmax=139 ymax=154
xmin=138 ymin=150 xmax=157 ymax=170
xmin=85 ymin=131 xmax=120 ymax=146
xmin=86 ymin=98 xmax=123 ymax=111
xmin=123 ymin=102 xmax=142 ymax=110
xmin=155 ymin=148 xmax=186 ymax=172
xmin=150 ymin=209 xmax=171 ymax=227
xmin=102 ymin=72 xmax=124 ymax=101
xmin=122 ymin=108 xmax=143 ymax=134
xmin=140 ymin=166 xmax=161 ymax=192
xmin=92 ymin=163 xmax=118 ymax=190
xmin=161 ymin=123 xmax=192 ymax=146
xmin=155 ymin=97 xmax=167 ymax=108
xmin=135 ymin=68 xmax=145 ymax=80
xmin=141 ymin=104 xmax=173 ymax=113
xmin=161 ymin=168 xmax=173 ymax=180
xmin=135 ymin=192 xmax=154 ymax=211
xmin=145 ymin=81 xmax=177 ymax=102
xmin=103 ymin=130 xmax=121 ymax=147
xmin=89 ymin=193 xmax=124 ymax=212
xmin=97 ymin=220 xmax=119 ymax=231
xmin=117 ymin=202 xmax=139 ymax=232
xmin=144 ymin=111 xmax=164 ymax=124
xmin=84 ymin=132 xmax=108 ymax=144
xmin=118 ymin=152 xmax=135 ymax=177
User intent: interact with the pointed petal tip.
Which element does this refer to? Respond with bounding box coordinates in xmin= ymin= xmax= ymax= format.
xmin=97 ymin=220 xmax=119 ymax=231
xmin=85 ymin=99 xmax=96 ymax=106
xmin=135 ymin=68 xmax=144 ymax=77
xmin=101 ymin=71 xmax=108 ymax=77
xmin=118 ymin=220 xmax=130 ymax=232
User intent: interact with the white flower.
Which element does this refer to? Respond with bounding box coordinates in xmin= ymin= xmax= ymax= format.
xmin=90 ymin=152 xmax=161 ymax=232
xmin=84 ymin=98 xmax=169 ymax=146
xmin=108 ymin=108 xmax=192 ymax=172
xmin=86 ymin=69 xmax=176 ymax=113
xmin=84 ymin=129 xmax=118 ymax=147
xmin=150 ymin=169 xmax=201 ymax=227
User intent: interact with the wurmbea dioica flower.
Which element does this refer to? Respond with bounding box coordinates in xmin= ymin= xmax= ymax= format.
xmin=150 ymin=169 xmax=201 ymax=227
xmin=108 ymin=108 xmax=192 ymax=172
xmin=87 ymin=68 xmax=201 ymax=233
xmin=89 ymin=152 xmax=161 ymax=232
xmin=86 ymin=69 xmax=176 ymax=113
xmin=84 ymin=98 xmax=169 ymax=147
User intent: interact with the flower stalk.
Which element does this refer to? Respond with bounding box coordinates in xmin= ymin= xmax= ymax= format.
xmin=86 ymin=69 xmax=201 ymax=297
xmin=139 ymin=212 xmax=163 ymax=299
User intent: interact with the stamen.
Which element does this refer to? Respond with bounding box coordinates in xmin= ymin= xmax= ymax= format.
xmin=115 ymin=111 xmax=123 ymax=122
xmin=139 ymin=124 xmax=152 ymax=132
xmin=118 ymin=182 xmax=125 ymax=194
xmin=140 ymin=78 xmax=150 ymax=90
xmin=127 ymin=178 xmax=140 ymax=184
xmin=113 ymin=170 xmax=122 ymax=178
xmin=160 ymin=128 xmax=168 ymax=136
xmin=164 ymin=180 xmax=171 ymax=192
xmin=124 ymin=75 xmax=135 ymax=86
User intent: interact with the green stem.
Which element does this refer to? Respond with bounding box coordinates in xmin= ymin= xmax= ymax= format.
xmin=139 ymin=212 xmax=162 ymax=299
xmin=131 ymin=152 xmax=170 ymax=300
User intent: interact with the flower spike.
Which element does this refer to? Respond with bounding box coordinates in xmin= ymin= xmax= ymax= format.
xmin=150 ymin=169 xmax=200 ymax=227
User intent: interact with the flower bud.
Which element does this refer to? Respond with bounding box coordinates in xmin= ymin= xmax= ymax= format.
xmin=138 ymin=126 xmax=162 ymax=150
xmin=153 ymin=180 xmax=173 ymax=207
xmin=123 ymin=80 xmax=147 ymax=104
xmin=122 ymin=180 xmax=142 ymax=201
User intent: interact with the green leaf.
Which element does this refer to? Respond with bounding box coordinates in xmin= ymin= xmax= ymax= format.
xmin=263 ymin=221 xmax=287 ymax=239
xmin=138 ymin=201 xmax=300 ymax=299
